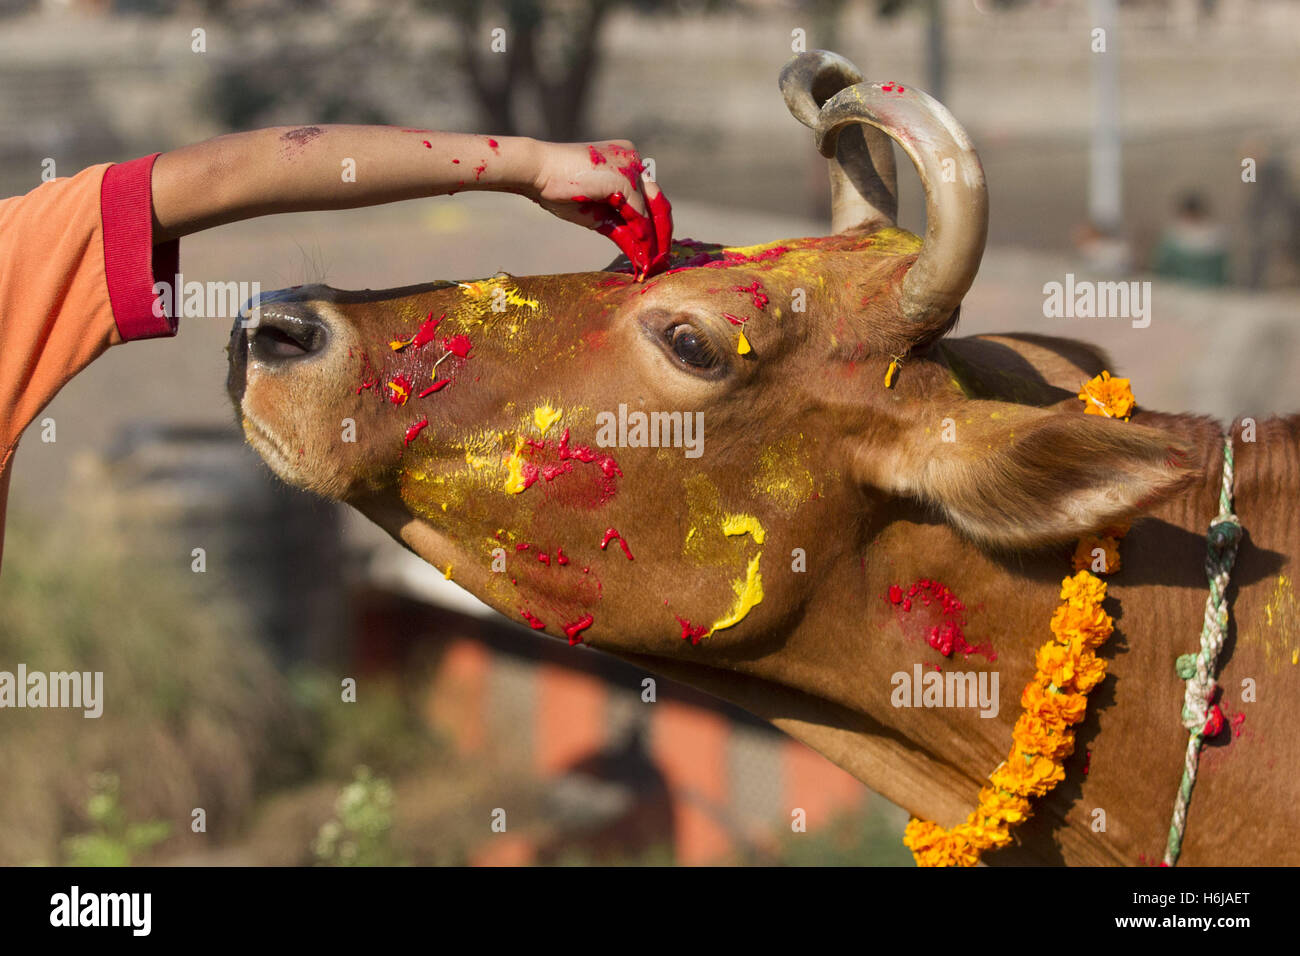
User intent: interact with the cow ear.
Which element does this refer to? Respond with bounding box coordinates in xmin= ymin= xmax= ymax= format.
xmin=854 ymin=400 xmax=1199 ymax=548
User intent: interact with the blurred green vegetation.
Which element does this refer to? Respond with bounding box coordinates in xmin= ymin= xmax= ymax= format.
xmin=312 ymin=766 xmax=404 ymax=866
xmin=59 ymin=772 xmax=171 ymax=867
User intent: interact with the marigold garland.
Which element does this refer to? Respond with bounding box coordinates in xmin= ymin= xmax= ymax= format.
xmin=902 ymin=371 xmax=1137 ymax=867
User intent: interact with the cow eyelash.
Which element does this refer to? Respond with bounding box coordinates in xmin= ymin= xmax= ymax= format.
xmin=666 ymin=323 xmax=721 ymax=371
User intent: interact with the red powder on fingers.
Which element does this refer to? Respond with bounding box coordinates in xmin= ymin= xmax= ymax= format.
xmin=564 ymin=614 xmax=594 ymax=646
xmin=521 ymin=610 xmax=546 ymax=630
xmin=600 ymin=528 xmax=634 ymax=560
xmin=404 ymin=419 xmax=429 ymax=444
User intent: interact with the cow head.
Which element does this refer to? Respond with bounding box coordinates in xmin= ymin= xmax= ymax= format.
xmin=227 ymin=52 xmax=1192 ymax=667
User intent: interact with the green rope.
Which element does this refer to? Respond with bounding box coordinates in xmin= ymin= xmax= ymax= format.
xmin=1163 ymin=435 xmax=1242 ymax=865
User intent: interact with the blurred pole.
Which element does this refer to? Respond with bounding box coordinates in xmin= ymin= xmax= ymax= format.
xmin=1089 ymin=0 xmax=1122 ymax=233
xmin=925 ymin=0 xmax=947 ymax=102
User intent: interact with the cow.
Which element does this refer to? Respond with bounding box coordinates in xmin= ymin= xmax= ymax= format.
xmin=226 ymin=51 xmax=1300 ymax=865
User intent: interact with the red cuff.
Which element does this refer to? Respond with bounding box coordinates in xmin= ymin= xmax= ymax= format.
xmin=101 ymin=152 xmax=180 ymax=341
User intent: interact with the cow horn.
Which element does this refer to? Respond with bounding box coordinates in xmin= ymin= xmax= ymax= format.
xmin=816 ymin=82 xmax=988 ymax=334
xmin=779 ymin=51 xmax=898 ymax=232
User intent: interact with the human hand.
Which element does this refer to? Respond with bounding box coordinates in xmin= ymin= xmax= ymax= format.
xmin=527 ymin=139 xmax=673 ymax=280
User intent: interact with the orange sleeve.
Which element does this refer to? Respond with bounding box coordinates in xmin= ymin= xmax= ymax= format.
xmin=0 ymin=153 xmax=179 ymax=568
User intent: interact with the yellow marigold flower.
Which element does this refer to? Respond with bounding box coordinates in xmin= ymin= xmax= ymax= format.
xmin=1050 ymin=602 xmax=1113 ymax=647
xmin=1013 ymin=713 xmax=1077 ymax=760
xmin=1060 ymin=570 xmax=1107 ymax=609
xmin=1078 ymin=370 xmax=1135 ymax=420
xmin=1072 ymin=535 xmax=1121 ymax=574
xmin=1022 ymin=682 xmax=1089 ymax=726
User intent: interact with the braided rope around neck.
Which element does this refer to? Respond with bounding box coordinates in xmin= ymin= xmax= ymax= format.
xmin=1163 ymin=434 xmax=1242 ymax=866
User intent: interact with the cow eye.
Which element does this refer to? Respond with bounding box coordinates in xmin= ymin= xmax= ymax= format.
xmin=668 ymin=324 xmax=719 ymax=370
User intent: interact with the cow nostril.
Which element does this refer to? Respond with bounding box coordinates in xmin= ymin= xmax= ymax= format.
xmin=250 ymin=311 xmax=328 ymax=362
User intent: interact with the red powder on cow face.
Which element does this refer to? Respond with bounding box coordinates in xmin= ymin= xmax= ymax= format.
xmin=418 ymin=379 xmax=451 ymax=398
xmin=734 ymin=281 xmax=768 ymax=310
xmin=517 ymin=428 xmax=622 ymax=508
xmin=888 ymin=578 xmax=996 ymax=662
xmin=387 ymin=374 xmax=412 ymax=405
xmin=404 ymin=419 xmax=429 ymax=444
xmin=443 ymin=335 xmax=472 ymax=358
xmin=600 ymin=528 xmax=634 ymax=560
xmin=675 ymin=615 xmax=709 ymax=646
xmin=521 ymin=610 xmax=546 ymax=630
xmin=538 ymin=552 xmax=551 ymax=566
xmin=556 ymin=547 xmax=570 ymax=566
xmin=563 ymin=614 xmax=594 ymax=646
xmin=723 ymin=312 xmax=748 ymax=326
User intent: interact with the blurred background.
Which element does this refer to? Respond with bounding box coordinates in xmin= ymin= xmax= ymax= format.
xmin=1 ymin=0 xmax=1297 ymax=866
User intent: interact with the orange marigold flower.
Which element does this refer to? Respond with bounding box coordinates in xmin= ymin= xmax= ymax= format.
xmin=999 ymin=746 xmax=1067 ymax=797
xmin=1022 ymin=682 xmax=1089 ymax=725
xmin=977 ymin=786 xmax=1032 ymax=826
xmin=1013 ymin=713 xmax=1077 ymax=760
xmin=1035 ymin=642 xmax=1082 ymax=689
xmin=1072 ymin=651 xmax=1109 ymax=694
xmin=1072 ymin=535 xmax=1122 ymax=574
xmin=903 ymin=819 xmax=980 ymax=867
xmin=1050 ymin=602 xmax=1114 ymax=647
xmin=1078 ymin=370 xmax=1135 ymax=420
xmin=1060 ymin=570 xmax=1107 ymax=609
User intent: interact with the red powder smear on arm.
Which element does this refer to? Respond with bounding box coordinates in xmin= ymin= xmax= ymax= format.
xmin=422 ymin=140 xmax=432 ymax=148
xmin=474 ymin=163 xmax=487 ymax=180
xmin=442 ymin=335 xmax=472 ymax=358
xmin=451 ymin=158 xmax=460 ymax=164
xmin=404 ymin=418 xmax=429 ymax=444
xmin=675 ymin=615 xmax=709 ymax=646
xmin=521 ymin=610 xmax=546 ymax=630
xmin=600 ymin=528 xmax=634 ymax=560
xmin=563 ymin=614 xmax=594 ymax=645
xmin=588 ymin=145 xmax=606 ymax=166
xmin=418 ymin=380 xmax=451 ymax=398
xmin=487 ymin=138 xmax=499 ymax=151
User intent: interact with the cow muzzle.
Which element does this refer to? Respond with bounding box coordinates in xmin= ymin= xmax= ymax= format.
xmin=227 ymin=300 xmax=332 ymax=404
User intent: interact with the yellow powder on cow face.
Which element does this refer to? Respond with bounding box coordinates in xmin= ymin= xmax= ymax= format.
xmin=709 ymin=552 xmax=764 ymax=633
xmin=533 ymin=405 xmax=562 ymax=436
